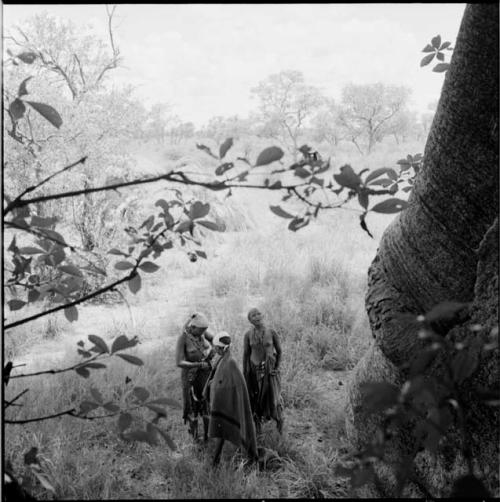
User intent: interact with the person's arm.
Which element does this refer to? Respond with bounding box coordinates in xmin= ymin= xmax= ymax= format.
xmin=272 ymin=329 xmax=282 ymax=371
xmin=243 ymin=331 xmax=251 ymax=376
xmin=175 ymin=333 xmax=209 ymax=370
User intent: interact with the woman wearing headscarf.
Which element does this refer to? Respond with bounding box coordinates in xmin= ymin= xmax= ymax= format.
xmin=175 ymin=312 xmax=214 ymax=441
xmin=243 ymin=308 xmax=284 ymax=434
xmin=204 ymin=331 xmax=258 ymax=466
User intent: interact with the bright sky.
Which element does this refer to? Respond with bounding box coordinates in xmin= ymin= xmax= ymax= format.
xmin=3 ymin=3 xmax=466 ymax=127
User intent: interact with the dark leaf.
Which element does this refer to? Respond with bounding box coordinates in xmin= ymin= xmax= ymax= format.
xmin=118 ymin=412 xmax=133 ymax=432
xmin=108 ymin=248 xmax=128 ymax=256
xmin=17 ymin=52 xmax=37 ymax=64
xmin=139 ymin=261 xmax=160 ymax=273
xmin=432 ymin=63 xmax=450 ymax=73
xmin=175 ymin=219 xmax=193 ymax=234
xmin=255 ymin=146 xmax=284 ymax=167
xmin=431 ymin=35 xmax=441 ymax=49
xmin=79 ymin=400 xmax=99 ymax=414
xmin=75 ymin=366 xmax=90 ymax=378
xmin=17 ymin=246 xmax=43 ymax=256
xmin=196 ymin=143 xmax=218 ymax=159
xmin=103 ymin=402 xmax=120 ymax=412
xmin=370 ymin=198 xmax=408 ymax=214
xmin=358 ymin=190 xmax=369 ymax=210
xmin=219 ymin=137 xmax=233 ymax=159
xmin=452 ymin=350 xmax=479 ymax=384
xmin=189 ymin=201 xmax=210 ymax=220
xmin=436 ymin=52 xmax=445 ymax=62
xmin=215 ymin=162 xmax=234 ymax=176
xmin=148 ymin=397 xmax=182 ymax=408
xmin=424 ymin=301 xmax=470 ymax=323
xmin=59 ymin=264 xmax=83 ymax=277
xmin=195 ymin=250 xmax=207 ymax=259
xmin=237 ymin=170 xmax=249 ymax=182
xmin=133 ymin=386 xmax=150 ymax=402
xmin=293 ymin=166 xmax=311 ymax=178
xmin=310 ymin=176 xmax=324 ymax=187
xmin=155 ymin=198 xmax=170 ymax=214
xmin=155 ymin=426 xmax=177 ymax=450
xmin=146 ymin=423 xmax=160 ymax=445
xmin=125 ymin=429 xmax=153 ymax=444
xmin=25 ymin=101 xmax=62 ymax=129
xmin=88 ymin=334 xmax=109 ymax=353
xmin=420 ymin=53 xmax=435 ymax=67
xmin=31 ymin=215 xmax=58 ymax=228
xmin=8 ymin=299 xmax=26 ymax=311
xmin=139 ymin=215 xmax=154 ymax=231
xmin=28 ymin=289 xmax=40 ymax=303
xmin=196 ymin=220 xmax=222 ymax=231
xmin=77 ymin=349 xmax=91 ymax=358
xmin=439 ymin=41 xmax=451 ymax=51
xmin=64 ymin=305 xmax=78 ymax=322
xmin=24 ymin=447 xmax=39 ymax=466
xmin=365 ymin=167 xmax=397 ymax=185
xmin=146 ymin=404 xmax=167 ymax=416
xmin=117 ymin=354 xmax=144 ymax=366
xmin=84 ymin=363 xmax=106 ymax=369
xmin=333 ymin=165 xmax=361 ymax=190
xmin=9 ymin=98 xmax=26 ymax=120
xmin=111 ymin=335 xmax=135 ymax=353
xmin=269 ymin=181 xmax=282 ymax=189
xmin=18 ymin=76 xmax=33 ymax=97
xmin=288 ymin=217 xmax=309 ymax=232
xmin=114 ymin=260 xmax=134 ymax=270
xmin=360 ymin=382 xmax=399 ymax=413
xmin=422 ymin=44 xmax=435 ymax=53
xmin=359 ymin=213 xmax=373 ymax=238
xmin=409 ymin=348 xmax=438 ymax=377
xmin=90 ymin=387 xmax=104 ymax=404
xmin=128 ymin=273 xmax=141 ymax=294
xmin=270 ymin=205 xmax=294 ymax=219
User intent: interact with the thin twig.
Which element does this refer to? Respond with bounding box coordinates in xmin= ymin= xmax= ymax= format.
xmin=4 ymin=388 xmax=29 ymax=408
xmin=4 ymin=157 xmax=87 ymax=215
xmin=4 ymin=171 xmax=310 ymax=210
xmin=9 ymin=354 xmax=101 ymax=379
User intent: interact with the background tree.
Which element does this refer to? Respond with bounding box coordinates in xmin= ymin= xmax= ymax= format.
xmin=337 ymin=83 xmax=412 ymax=154
xmin=250 ymin=70 xmax=325 ymax=160
xmin=311 ymin=98 xmax=341 ymax=149
xmin=346 ymin=3 xmax=498 ymax=497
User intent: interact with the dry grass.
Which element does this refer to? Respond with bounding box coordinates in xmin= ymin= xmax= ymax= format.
xmin=3 ymin=136 xmax=417 ymax=499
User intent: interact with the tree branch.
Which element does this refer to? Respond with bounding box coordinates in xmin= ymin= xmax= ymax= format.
xmin=9 ymin=354 xmax=102 ymax=379
xmin=5 ymin=408 xmax=77 ymax=424
xmin=4 ymin=171 xmax=309 ymax=210
xmin=4 ymin=389 xmax=29 ymax=409
xmin=5 ymin=157 xmax=87 ymax=214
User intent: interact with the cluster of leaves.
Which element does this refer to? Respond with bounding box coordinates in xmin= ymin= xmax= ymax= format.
xmin=198 ymin=136 xmax=421 ymax=238
xmin=75 ymin=335 xmax=179 ymax=449
xmin=5 ymin=332 xmax=180 ymax=446
xmin=335 ymin=301 xmax=498 ymax=497
xmin=420 ymin=35 xmax=453 ymax=73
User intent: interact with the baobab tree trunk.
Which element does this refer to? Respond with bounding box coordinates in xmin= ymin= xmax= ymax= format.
xmin=346 ymin=3 xmax=498 ymax=497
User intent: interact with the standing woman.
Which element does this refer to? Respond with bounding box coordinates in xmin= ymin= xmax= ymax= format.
xmin=205 ymin=331 xmax=258 ymax=466
xmin=243 ymin=308 xmax=284 ymax=433
xmin=175 ymin=312 xmax=213 ymax=441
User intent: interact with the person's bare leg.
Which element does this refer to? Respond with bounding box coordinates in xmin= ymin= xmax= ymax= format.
xmin=202 ymin=416 xmax=209 ymax=442
xmin=212 ymin=438 xmax=224 ymax=466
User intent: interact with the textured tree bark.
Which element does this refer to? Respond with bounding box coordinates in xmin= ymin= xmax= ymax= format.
xmin=347 ymin=3 xmax=498 ymax=497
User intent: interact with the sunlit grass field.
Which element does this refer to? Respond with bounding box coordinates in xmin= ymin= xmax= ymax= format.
xmin=4 ymin=137 xmax=422 ymax=499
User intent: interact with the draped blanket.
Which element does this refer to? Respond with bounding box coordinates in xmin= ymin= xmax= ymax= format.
xmin=208 ymin=352 xmax=258 ymax=460
xmin=245 ymin=356 xmax=283 ymax=426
